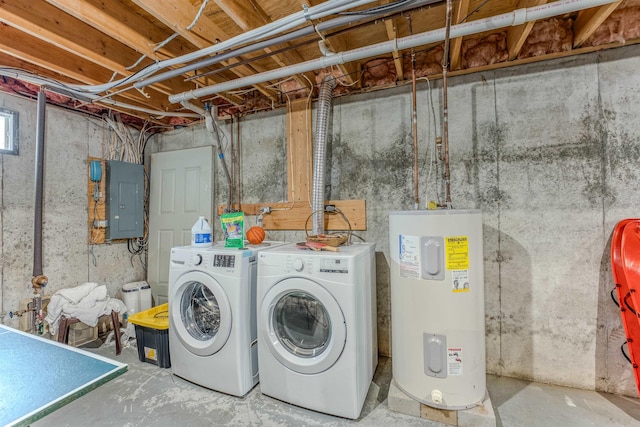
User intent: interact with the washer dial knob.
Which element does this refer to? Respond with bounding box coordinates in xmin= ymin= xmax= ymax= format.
xmin=292 ymin=258 xmax=304 ymax=272
xmin=191 ymin=254 xmax=203 ymax=266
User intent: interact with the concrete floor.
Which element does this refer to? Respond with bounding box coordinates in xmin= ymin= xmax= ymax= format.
xmin=30 ymin=340 xmax=640 ymax=427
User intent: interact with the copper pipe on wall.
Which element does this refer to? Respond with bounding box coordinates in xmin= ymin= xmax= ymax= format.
xmin=441 ymin=0 xmax=453 ymax=207
xmin=409 ymin=16 xmax=419 ymax=210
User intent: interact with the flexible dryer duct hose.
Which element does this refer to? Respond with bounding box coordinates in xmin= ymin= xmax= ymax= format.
xmin=312 ymin=77 xmax=337 ymax=236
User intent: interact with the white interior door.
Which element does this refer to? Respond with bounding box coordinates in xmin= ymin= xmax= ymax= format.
xmin=148 ymin=146 xmax=213 ymax=304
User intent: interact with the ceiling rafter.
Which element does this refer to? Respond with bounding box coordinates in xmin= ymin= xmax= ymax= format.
xmin=131 ymin=0 xmax=278 ymax=101
xmin=573 ymin=1 xmax=623 ymax=47
xmin=214 ymin=0 xmax=314 ymax=91
xmin=384 ymin=18 xmax=404 ymax=81
xmin=449 ymin=0 xmax=470 ymax=71
xmin=507 ymin=0 xmax=549 ymax=60
xmin=1 ymin=0 xmax=185 ymax=99
xmin=45 ymin=0 xmax=176 ymax=61
xmin=0 ymin=25 xmax=171 ymax=110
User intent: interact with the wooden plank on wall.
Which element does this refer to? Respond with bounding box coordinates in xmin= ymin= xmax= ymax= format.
xmin=87 ymin=157 xmax=106 ymax=244
xmin=216 ymin=199 xmax=367 ymax=231
xmin=287 ymin=98 xmax=313 ymax=203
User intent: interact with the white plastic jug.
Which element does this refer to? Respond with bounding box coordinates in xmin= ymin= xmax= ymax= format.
xmin=191 ymin=216 xmax=213 ymax=247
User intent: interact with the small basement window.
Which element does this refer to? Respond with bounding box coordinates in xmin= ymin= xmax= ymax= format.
xmin=0 ymin=108 xmax=19 ymax=155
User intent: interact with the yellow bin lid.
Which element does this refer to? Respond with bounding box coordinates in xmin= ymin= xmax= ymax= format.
xmin=128 ymin=303 xmax=169 ymax=330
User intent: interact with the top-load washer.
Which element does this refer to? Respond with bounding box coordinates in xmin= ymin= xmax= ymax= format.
xmin=256 ymin=242 xmax=377 ymax=419
xmin=168 ymin=241 xmax=283 ymax=397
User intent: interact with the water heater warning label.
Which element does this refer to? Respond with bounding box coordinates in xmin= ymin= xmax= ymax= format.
xmin=446 ymin=236 xmax=469 ymax=270
xmin=398 ymin=234 xmax=420 ymax=279
xmin=452 ymin=270 xmax=470 ymax=293
xmin=447 ymin=347 xmax=463 ymax=376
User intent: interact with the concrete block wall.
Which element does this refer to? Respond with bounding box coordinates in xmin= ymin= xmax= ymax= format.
xmin=0 ymin=94 xmax=145 ymax=330
xmin=151 ymin=45 xmax=640 ymax=397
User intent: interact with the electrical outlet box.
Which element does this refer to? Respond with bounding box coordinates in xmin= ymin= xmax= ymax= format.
xmin=105 ymin=160 xmax=144 ymax=240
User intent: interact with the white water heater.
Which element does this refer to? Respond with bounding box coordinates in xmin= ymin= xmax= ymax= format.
xmin=389 ymin=209 xmax=486 ymax=409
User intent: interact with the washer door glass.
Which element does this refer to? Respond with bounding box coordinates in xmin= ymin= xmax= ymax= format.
xmin=273 ymin=291 xmax=330 ymax=357
xmin=170 ymin=271 xmax=232 ymax=357
xmin=181 ymin=281 xmax=220 ymax=341
xmin=260 ymin=277 xmax=346 ymax=375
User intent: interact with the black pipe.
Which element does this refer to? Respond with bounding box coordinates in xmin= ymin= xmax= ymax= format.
xmin=33 ymin=90 xmax=46 ymax=278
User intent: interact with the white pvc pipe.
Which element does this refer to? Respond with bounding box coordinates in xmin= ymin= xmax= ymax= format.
xmin=171 ymin=0 xmax=618 ymax=104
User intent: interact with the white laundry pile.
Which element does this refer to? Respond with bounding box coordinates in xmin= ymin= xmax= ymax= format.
xmin=45 ymin=282 xmax=127 ymax=336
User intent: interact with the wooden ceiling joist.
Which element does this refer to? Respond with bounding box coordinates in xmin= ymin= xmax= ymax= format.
xmin=215 ymin=0 xmax=313 ymax=91
xmin=507 ymin=0 xmax=549 ymax=61
xmin=384 ymin=18 xmax=404 ymax=81
xmin=0 ymin=26 xmax=171 ymax=111
xmin=449 ymin=0 xmax=470 ymax=71
xmin=573 ymin=1 xmax=623 ymax=48
xmin=132 ymin=0 xmax=278 ymax=101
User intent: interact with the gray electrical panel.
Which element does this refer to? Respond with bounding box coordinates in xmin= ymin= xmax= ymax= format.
xmin=105 ymin=160 xmax=144 ymax=240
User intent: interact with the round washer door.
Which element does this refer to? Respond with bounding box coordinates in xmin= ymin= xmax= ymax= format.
xmin=170 ymin=270 xmax=232 ymax=356
xmin=260 ymin=277 xmax=346 ymax=374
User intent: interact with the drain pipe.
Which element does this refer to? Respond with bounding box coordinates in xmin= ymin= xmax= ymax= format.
xmin=170 ymin=0 xmax=618 ymax=105
xmin=312 ymin=77 xmax=337 ymax=236
xmin=181 ymin=101 xmax=234 ymax=212
xmin=30 ymin=89 xmax=48 ymax=334
xmin=33 ymin=90 xmax=48 ymax=291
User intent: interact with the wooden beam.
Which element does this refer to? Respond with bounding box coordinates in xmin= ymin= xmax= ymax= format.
xmin=215 ymin=97 xmax=367 ymax=232
xmin=450 ymin=0 xmax=470 ymax=71
xmin=88 ymin=157 xmax=107 ymax=245
xmin=214 ymin=0 xmax=312 ymax=90
xmin=132 ymin=0 xmax=278 ymax=100
xmin=573 ymin=1 xmax=622 ymax=48
xmin=217 ymin=200 xmax=367 ymax=231
xmin=507 ymin=0 xmax=549 ymax=61
xmin=42 ymin=0 xmax=208 ymax=98
xmin=3 ymin=0 xmax=140 ymax=75
xmin=384 ymin=18 xmax=404 ymax=81
xmin=45 ymin=0 xmax=174 ymax=61
xmin=287 ymin=98 xmax=313 ymax=203
xmin=3 ymin=0 xmax=200 ymax=102
xmin=0 ymin=26 xmax=172 ymax=111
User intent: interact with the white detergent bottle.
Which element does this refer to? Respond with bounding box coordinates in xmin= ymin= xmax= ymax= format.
xmin=191 ymin=216 xmax=213 ymax=247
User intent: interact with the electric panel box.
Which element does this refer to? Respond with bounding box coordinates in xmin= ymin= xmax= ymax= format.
xmin=105 ymin=160 xmax=144 ymax=240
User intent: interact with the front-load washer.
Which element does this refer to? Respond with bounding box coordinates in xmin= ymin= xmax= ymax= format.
xmin=168 ymin=241 xmax=283 ymax=397
xmin=256 ymin=242 xmax=377 ymax=419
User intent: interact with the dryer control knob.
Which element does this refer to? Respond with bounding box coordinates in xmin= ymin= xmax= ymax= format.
xmin=191 ymin=254 xmax=203 ymax=266
xmin=292 ymin=258 xmax=304 ymax=272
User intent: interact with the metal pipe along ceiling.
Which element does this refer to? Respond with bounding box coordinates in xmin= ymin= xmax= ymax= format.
xmin=171 ymin=0 xmax=619 ymax=105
